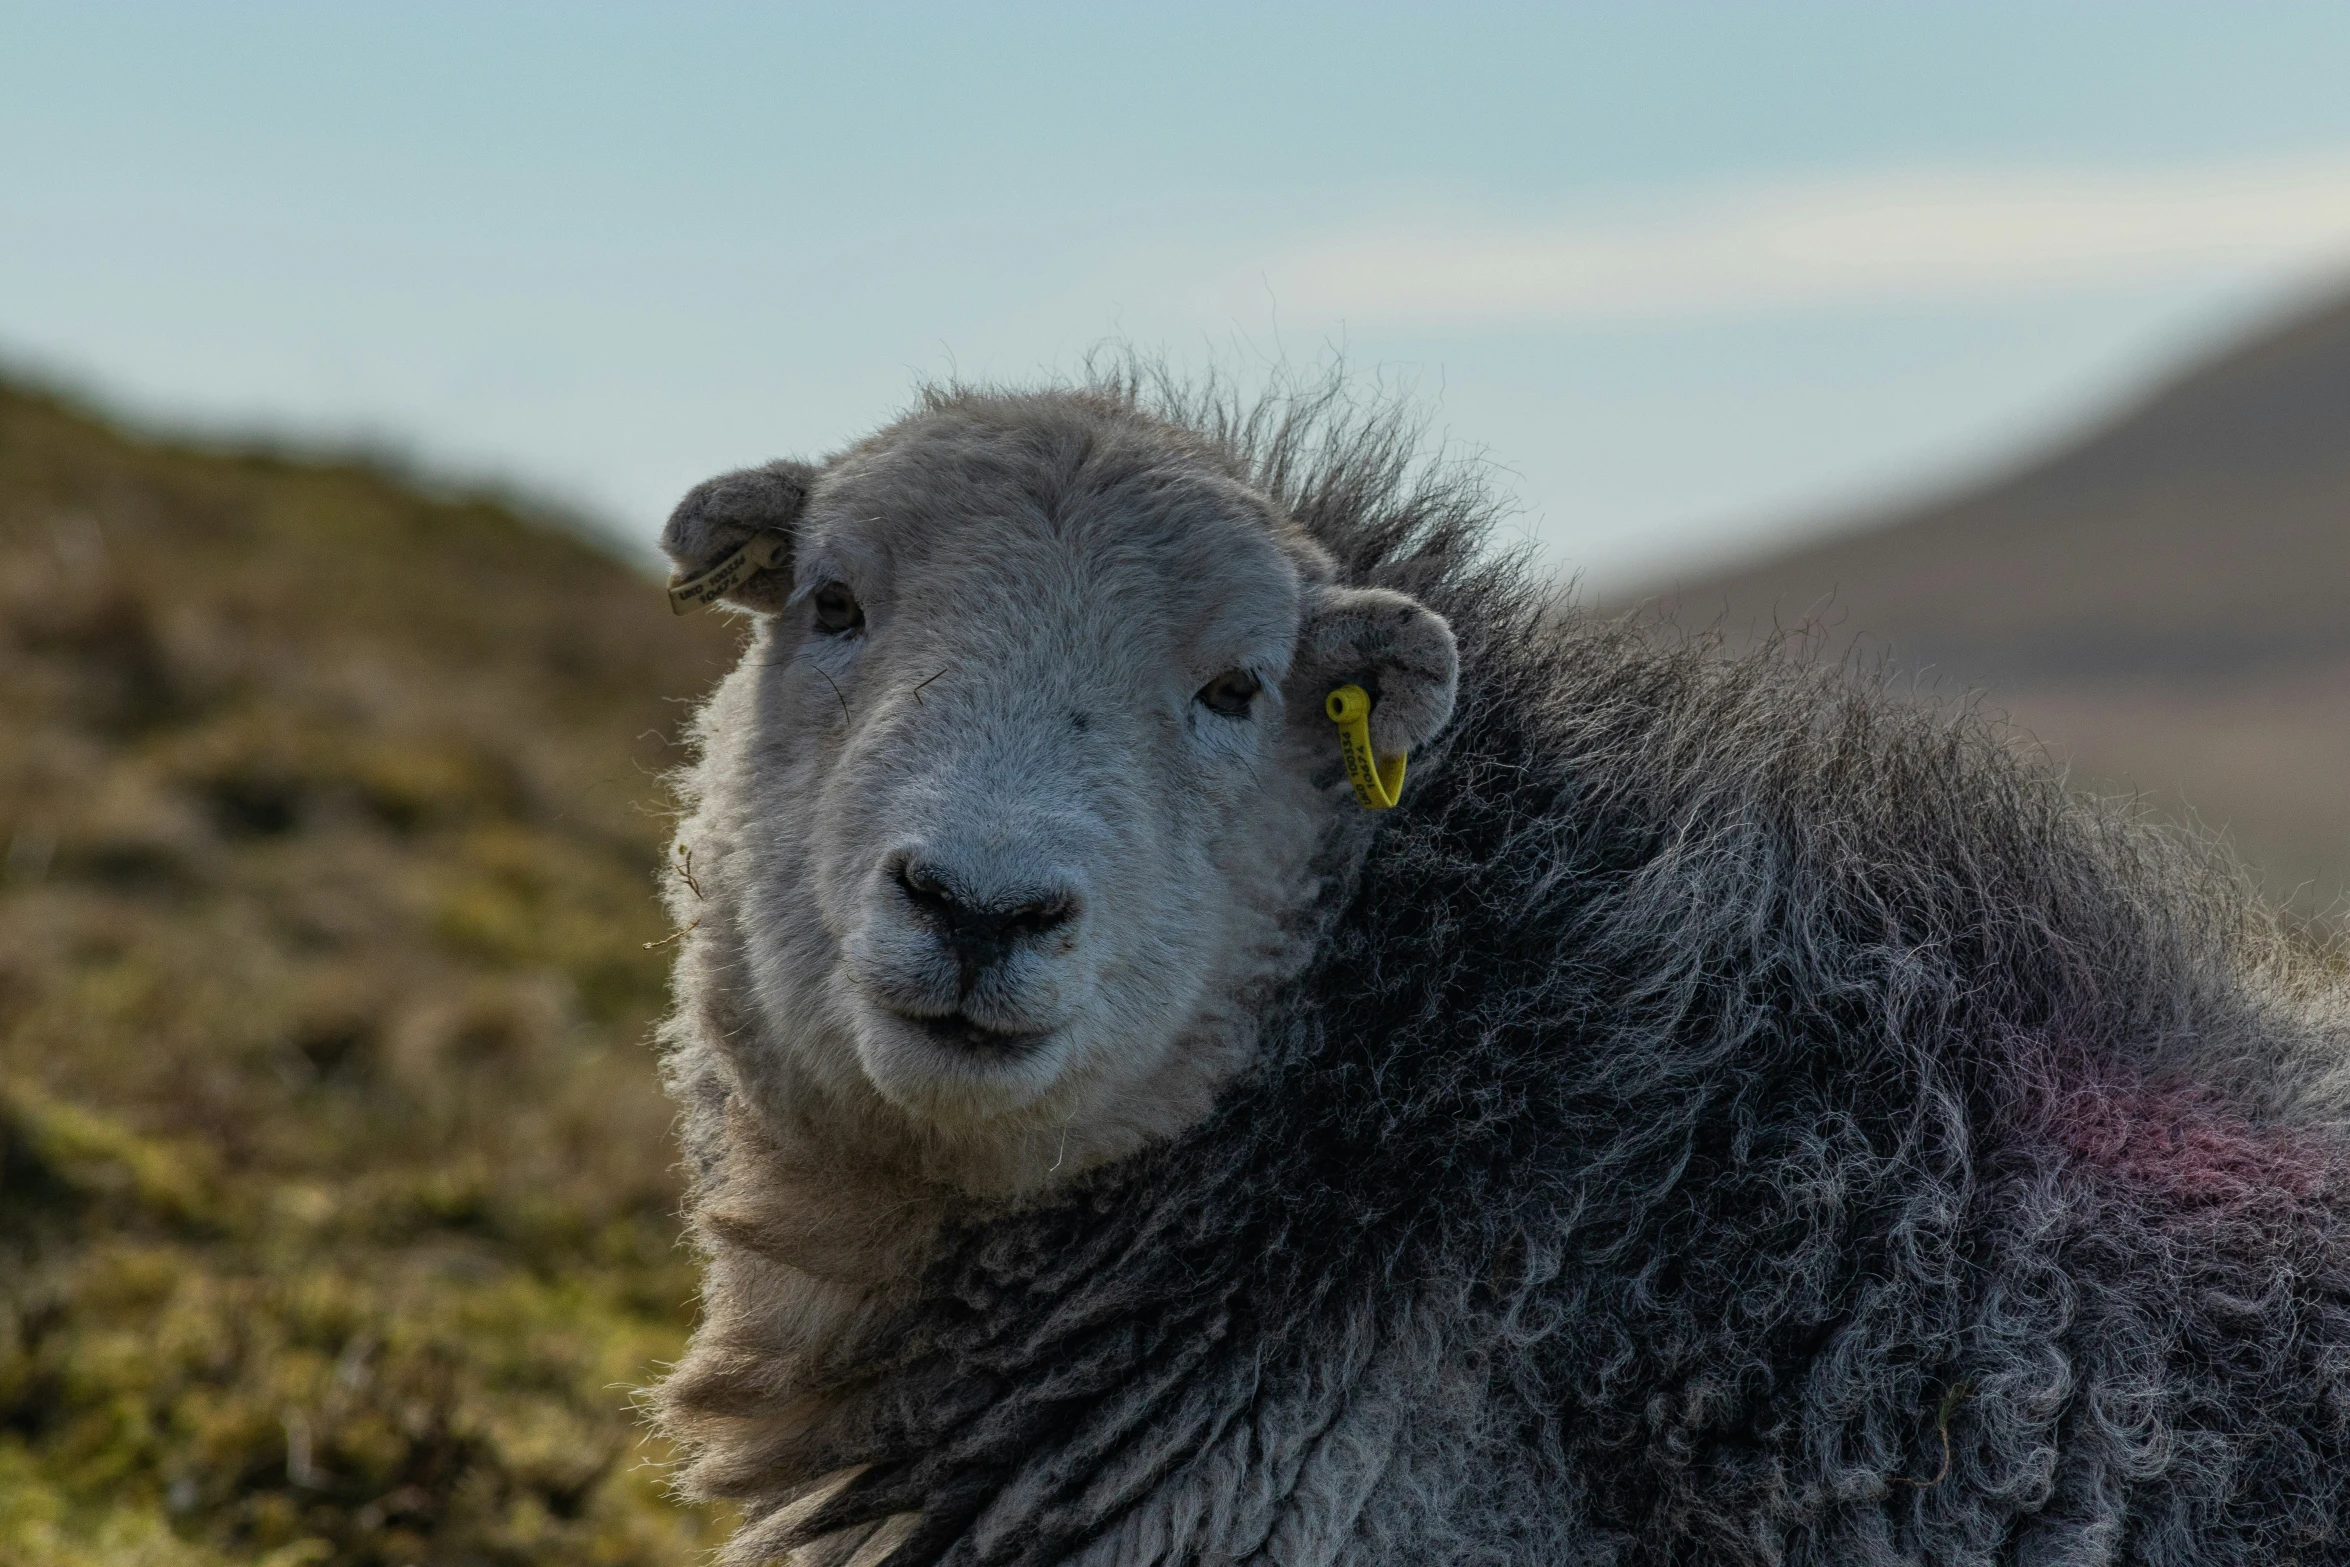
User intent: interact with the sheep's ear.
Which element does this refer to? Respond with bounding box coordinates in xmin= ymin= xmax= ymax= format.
xmin=1296 ymin=585 xmax=1460 ymax=758
xmin=659 ymin=460 xmax=815 ymax=614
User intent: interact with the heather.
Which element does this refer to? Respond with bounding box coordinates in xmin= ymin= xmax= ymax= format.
xmin=0 ymin=379 xmax=739 ymax=1564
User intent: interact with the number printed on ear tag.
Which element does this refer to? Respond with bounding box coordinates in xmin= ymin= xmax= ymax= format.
xmin=667 ymin=532 xmax=790 ymax=614
xmin=1325 ymin=685 xmax=1407 ymax=810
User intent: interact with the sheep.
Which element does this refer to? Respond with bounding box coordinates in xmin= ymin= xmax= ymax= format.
xmin=649 ymin=372 xmax=2350 ymax=1566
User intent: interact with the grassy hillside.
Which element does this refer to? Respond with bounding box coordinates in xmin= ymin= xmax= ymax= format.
xmin=1640 ymin=287 xmax=2350 ymax=912
xmin=14 ymin=294 xmax=2339 ymax=1556
xmin=0 ymin=379 xmax=745 ymax=1564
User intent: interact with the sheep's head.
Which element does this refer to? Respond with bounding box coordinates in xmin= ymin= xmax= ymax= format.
xmin=663 ymin=395 xmax=1457 ymax=1192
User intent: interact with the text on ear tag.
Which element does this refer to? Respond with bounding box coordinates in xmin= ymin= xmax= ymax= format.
xmin=667 ymin=532 xmax=791 ymax=615
xmin=1325 ymin=685 xmax=1407 ymax=810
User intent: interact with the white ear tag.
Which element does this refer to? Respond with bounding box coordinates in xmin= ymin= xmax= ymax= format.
xmin=667 ymin=532 xmax=791 ymax=614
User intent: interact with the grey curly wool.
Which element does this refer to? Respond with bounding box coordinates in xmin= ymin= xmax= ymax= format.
xmin=653 ymin=372 xmax=2350 ymax=1565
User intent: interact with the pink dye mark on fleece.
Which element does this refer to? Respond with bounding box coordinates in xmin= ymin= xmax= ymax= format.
xmin=2056 ymin=1080 xmax=2333 ymax=1209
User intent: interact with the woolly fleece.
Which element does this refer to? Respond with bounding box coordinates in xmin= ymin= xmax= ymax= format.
xmin=658 ymin=376 xmax=2350 ymax=1566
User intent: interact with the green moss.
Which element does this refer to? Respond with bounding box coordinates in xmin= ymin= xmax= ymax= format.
xmin=0 ymin=377 xmax=741 ymax=1563
xmin=0 ymin=1237 xmax=701 ymax=1564
xmin=2 ymin=1083 xmax=220 ymax=1227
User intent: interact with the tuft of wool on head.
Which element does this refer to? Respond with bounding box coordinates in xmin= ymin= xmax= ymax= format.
xmin=670 ymin=368 xmax=2350 ymax=1567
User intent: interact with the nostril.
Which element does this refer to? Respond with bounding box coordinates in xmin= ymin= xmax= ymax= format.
xmin=1003 ymin=896 xmax=1076 ymax=940
xmin=893 ymin=856 xmax=954 ymax=913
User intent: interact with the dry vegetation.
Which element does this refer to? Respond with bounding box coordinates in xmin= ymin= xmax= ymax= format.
xmin=0 ymin=378 xmax=744 ymax=1564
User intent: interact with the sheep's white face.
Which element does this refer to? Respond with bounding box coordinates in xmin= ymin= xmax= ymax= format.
xmin=665 ymin=403 xmax=1457 ymax=1191
xmin=763 ymin=451 xmax=1316 ymax=1138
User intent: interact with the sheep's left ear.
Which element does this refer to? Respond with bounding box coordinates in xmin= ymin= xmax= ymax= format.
xmin=660 ymin=459 xmax=815 ymax=614
xmin=1296 ymin=585 xmax=1460 ymax=758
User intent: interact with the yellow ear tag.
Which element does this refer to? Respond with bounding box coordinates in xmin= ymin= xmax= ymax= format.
xmin=1325 ymin=684 xmax=1407 ymax=810
xmin=667 ymin=532 xmax=790 ymax=615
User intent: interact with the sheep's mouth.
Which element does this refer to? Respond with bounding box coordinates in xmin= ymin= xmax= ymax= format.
xmin=891 ymin=1009 xmax=1051 ymax=1057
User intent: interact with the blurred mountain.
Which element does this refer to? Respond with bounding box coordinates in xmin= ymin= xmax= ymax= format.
xmin=0 ymin=376 xmax=743 ymax=1564
xmin=1636 ymin=287 xmax=2350 ymax=914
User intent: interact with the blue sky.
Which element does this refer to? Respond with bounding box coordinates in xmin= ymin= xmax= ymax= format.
xmin=8 ymin=3 xmax=2350 ymax=589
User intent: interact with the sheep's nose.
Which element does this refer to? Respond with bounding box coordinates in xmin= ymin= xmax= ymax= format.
xmin=891 ymin=855 xmax=1078 ymax=996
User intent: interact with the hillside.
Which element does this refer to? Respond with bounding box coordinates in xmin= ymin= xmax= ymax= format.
xmin=0 ymin=379 xmax=744 ymax=1564
xmin=6 ymin=299 xmax=2341 ymax=1557
xmin=1640 ymin=287 xmax=2350 ymax=912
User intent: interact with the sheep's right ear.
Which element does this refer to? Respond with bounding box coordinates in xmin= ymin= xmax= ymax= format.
xmin=660 ymin=460 xmax=815 ymax=614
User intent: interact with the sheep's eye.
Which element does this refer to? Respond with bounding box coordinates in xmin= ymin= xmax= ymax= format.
xmin=1196 ymin=669 xmax=1261 ymax=718
xmin=811 ymin=582 xmax=863 ymax=634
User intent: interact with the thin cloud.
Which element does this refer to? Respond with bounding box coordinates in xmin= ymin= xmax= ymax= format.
xmin=1221 ymin=154 xmax=2350 ymax=328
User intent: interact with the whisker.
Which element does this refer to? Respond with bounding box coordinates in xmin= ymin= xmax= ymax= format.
xmin=814 ymin=667 xmax=851 ymax=727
